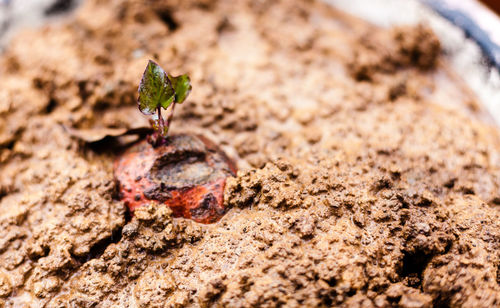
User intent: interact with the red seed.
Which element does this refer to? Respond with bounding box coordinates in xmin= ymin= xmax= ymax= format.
xmin=114 ymin=134 xmax=236 ymax=223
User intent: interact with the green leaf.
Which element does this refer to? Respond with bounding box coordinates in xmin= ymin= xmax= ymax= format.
xmin=138 ymin=60 xmax=175 ymax=115
xmin=169 ymin=74 xmax=192 ymax=104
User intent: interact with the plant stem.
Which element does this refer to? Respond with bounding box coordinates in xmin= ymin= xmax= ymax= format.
xmin=151 ymin=103 xmax=176 ymax=146
xmin=157 ymin=106 xmax=166 ymax=137
xmin=165 ymin=102 xmax=176 ymax=134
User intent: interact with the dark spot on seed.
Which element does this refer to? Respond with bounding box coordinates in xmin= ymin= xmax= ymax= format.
xmin=143 ymin=184 xmax=172 ymax=203
xmin=190 ymin=193 xmax=217 ymax=219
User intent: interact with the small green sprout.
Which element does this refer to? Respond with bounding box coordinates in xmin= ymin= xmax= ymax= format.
xmin=138 ymin=60 xmax=192 ymax=146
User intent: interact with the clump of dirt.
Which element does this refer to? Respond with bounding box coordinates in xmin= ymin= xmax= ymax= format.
xmin=0 ymin=0 xmax=499 ymax=307
xmin=349 ymin=24 xmax=441 ymax=81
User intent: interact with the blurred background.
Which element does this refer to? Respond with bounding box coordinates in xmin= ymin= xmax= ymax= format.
xmin=0 ymin=0 xmax=81 ymax=50
xmin=482 ymin=0 xmax=500 ymax=15
xmin=0 ymin=0 xmax=498 ymax=50
xmin=1 ymin=0 xmax=499 ymax=123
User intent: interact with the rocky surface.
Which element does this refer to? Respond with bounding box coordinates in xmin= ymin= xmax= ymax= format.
xmin=0 ymin=0 xmax=499 ymax=307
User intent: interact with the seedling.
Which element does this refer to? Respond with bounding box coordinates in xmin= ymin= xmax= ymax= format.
xmin=138 ymin=60 xmax=192 ymax=146
xmin=114 ymin=60 xmax=236 ymax=223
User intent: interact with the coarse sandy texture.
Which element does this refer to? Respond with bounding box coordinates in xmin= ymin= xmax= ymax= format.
xmin=0 ymin=0 xmax=499 ymax=307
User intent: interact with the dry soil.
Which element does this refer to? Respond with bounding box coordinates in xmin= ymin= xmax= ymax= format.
xmin=0 ymin=0 xmax=499 ymax=307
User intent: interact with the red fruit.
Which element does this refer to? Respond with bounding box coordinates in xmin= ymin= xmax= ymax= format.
xmin=114 ymin=134 xmax=236 ymax=223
